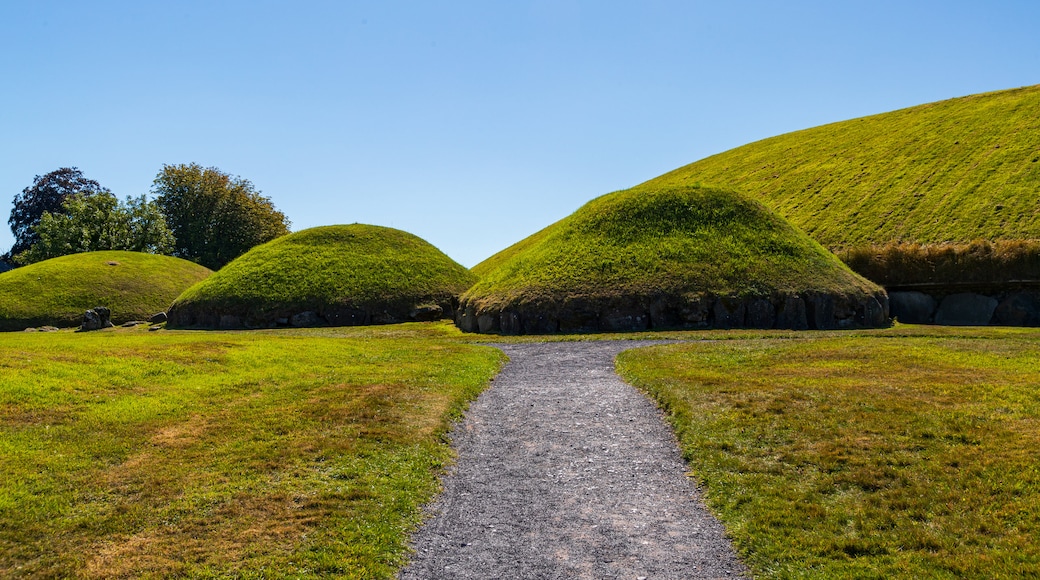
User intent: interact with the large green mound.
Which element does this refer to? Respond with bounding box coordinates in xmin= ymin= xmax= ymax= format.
xmin=459 ymin=184 xmax=887 ymax=334
xmin=0 ymin=251 xmax=212 ymax=331
xmin=168 ymin=224 xmax=477 ymax=328
xmin=645 ymin=84 xmax=1040 ymax=251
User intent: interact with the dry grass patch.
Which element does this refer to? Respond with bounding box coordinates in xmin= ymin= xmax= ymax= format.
xmin=0 ymin=326 xmax=503 ymax=578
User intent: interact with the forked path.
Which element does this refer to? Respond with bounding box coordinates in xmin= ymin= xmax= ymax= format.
xmin=400 ymin=341 xmax=748 ymax=579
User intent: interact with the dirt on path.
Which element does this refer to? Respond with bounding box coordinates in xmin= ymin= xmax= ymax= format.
xmin=399 ymin=341 xmax=749 ymax=580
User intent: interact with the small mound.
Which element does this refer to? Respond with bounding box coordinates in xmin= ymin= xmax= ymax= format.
xmin=0 ymin=251 xmax=213 ymax=331
xmin=167 ymin=224 xmax=477 ymax=328
xmin=459 ymin=184 xmax=888 ymax=334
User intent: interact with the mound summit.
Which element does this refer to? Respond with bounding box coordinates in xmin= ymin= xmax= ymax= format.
xmin=0 ymin=251 xmax=212 ymax=331
xmin=459 ymin=184 xmax=888 ymax=334
xmin=168 ymin=224 xmax=476 ymax=329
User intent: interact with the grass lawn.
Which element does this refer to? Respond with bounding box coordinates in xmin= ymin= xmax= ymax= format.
xmin=0 ymin=324 xmax=503 ymax=578
xmin=6 ymin=320 xmax=1040 ymax=578
xmin=617 ymin=326 xmax=1040 ymax=578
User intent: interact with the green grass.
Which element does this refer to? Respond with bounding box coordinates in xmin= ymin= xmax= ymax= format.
xmin=617 ymin=327 xmax=1040 ymax=578
xmin=0 ymin=251 xmax=212 ymax=331
xmin=0 ymin=324 xmax=503 ymax=578
xmin=465 ymin=183 xmax=880 ymax=311
xmin=169 ymin=224 xmax=477 ymax=326
xmin=645 ymin=84 xmax=1040 ymax=252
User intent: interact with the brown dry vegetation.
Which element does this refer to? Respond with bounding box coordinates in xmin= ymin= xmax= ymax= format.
xmin=0 ymin=326 xmax=504 ymax=578
xmin=840 ymin=239 xmax=1040 ymax=288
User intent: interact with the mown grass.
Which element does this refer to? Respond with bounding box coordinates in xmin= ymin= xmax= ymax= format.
xmin=0 ymin=325 xmax=503 ymax=578
xmin=646 ymin=84 xmax=1040 ymax=252
xmin=465 ymin=184 xmax=879 ymax=311
xmin=171 ymin=225 xmax=475 ymax=318
xmin=617 ymin=328 xmax=1040 ymax=578
xmin=0 ymin=251 xmax=211 ymax=331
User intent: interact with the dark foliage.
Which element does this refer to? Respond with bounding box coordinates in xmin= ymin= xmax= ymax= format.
xmin=9 ymin=167 xmax=110 ymax=257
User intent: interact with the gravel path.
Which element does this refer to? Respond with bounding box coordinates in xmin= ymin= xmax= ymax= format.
xmin=399 ymin=341 xmax=749 ymax=580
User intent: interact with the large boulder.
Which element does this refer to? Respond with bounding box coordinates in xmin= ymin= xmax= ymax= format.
xmin=934 ymin=293 xmax=998 ymax=326
xmin=889 ymin=291 xmax=937 ymax=324
xmin=80 ymin=306 xmax=114 ymax=331
xmin=993 ymin=292 xmax=1040 ymax=326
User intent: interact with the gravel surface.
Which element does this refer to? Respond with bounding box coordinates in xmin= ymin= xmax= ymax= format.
xmin=399 ymin=341 xmax=749 ymax=580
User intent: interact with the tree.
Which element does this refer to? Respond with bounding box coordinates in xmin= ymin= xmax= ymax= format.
xmin=151 ymin=163 xmax=290 ymax=269
xmin=9 ymin=167 xmax=110 ymax=257
xmin=15 ymin=192 xmax=175 ymax=265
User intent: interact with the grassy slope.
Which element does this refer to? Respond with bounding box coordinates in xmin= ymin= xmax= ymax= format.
xmin=0 ymin=251 xmax=211 ymax=330
xmin=466 ymin=184 xmax=879 ymax=309
xmin=0 ymin=324 xmax=503 ymax=578
xmin=173 ymin=224 xmax=476 ymax=314
xmin=618 ymin=328 xmax=1040 ymax=578
xmin=645 ymin=84 xmax=1040 ymax=250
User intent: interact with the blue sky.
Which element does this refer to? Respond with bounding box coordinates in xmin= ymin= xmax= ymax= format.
xmin=2 ymin=1 xmax=1038 ymax=266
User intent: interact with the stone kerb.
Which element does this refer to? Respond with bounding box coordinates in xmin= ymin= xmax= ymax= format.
xmin=457 ymin=291 xmax=889 ymax=335
xmin=890 ymin=289 xmax=1040 ymax=326
xmin=167 ymin=298 xmax=457 ymax=330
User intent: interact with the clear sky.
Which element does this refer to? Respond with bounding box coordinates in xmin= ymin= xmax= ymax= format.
xmin=2 ymin=1 xmax=1038 ymax=266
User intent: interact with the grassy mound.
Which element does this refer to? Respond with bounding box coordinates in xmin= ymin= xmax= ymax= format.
xmin=460 ymin=184 xmax=886 ymax=333
xmin=644 ymin=85 xmax=1040 ymax=283
xmin=0 ymin=251 xmax=212 ymax=331
xmin=168 ymin=224 xmax=477 ymax=328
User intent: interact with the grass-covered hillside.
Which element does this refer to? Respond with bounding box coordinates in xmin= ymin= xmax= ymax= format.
xmin=168 ymin=224 xmax=477 ymax=328
xmin=644 ymin=85 xmax=1040 ymax=275
xmin=461 ymin=184 xmax=887 ymax=333
xmin=0 ymin=251 xmax=212 ymax=331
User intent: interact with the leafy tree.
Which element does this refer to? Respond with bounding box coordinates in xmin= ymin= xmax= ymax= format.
xmin=9 ymin=167 xmax=110 ymax=257
xmin=15 ymin=193 xmax=175 ymax=265
xmin=152 ymin=163 xmax=290 ymax=269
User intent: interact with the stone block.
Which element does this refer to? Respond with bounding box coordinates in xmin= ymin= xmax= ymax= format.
xmin=775 ymin=296 xmax=808 ymax=330
xmin=746 ymin=298 xmax=776 ymax=329
xmin=889 ymin=291 xmax=936 ymax=324
xmin=712 ymin=298 xmax=746 ymax=329
xmin=993 ymin=292 xmax=1040 ymax=326
xmin=934 ymin=293 xmax=998 ymax=326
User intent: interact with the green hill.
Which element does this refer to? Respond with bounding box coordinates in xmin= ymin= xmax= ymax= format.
xmin=643 ymin=84 xmax=1040 ymax=283
xmin=460 ymin=183 xmax=887 ymax=333
xmin=168 ymin=224 xmax=477 ymax=328
xmin=0 ymin=251 xmax=212 ymax=331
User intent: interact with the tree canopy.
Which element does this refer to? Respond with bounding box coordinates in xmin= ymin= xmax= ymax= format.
xmin=14 ymin=193 xmax=174 ymax=265
xmin=152 ymin=163 xmax=290 ymax=269
xmin=8 ymin=167 xmax=110 ymax=257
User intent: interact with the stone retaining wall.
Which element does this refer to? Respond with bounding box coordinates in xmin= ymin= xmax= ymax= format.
xmin=457 ymin=291 xmax=890 ymax=335
xmin=167 ymin=299 xmax=455 ymax=329
xmin=889 ymin=289 xmax=1040 ymax=326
